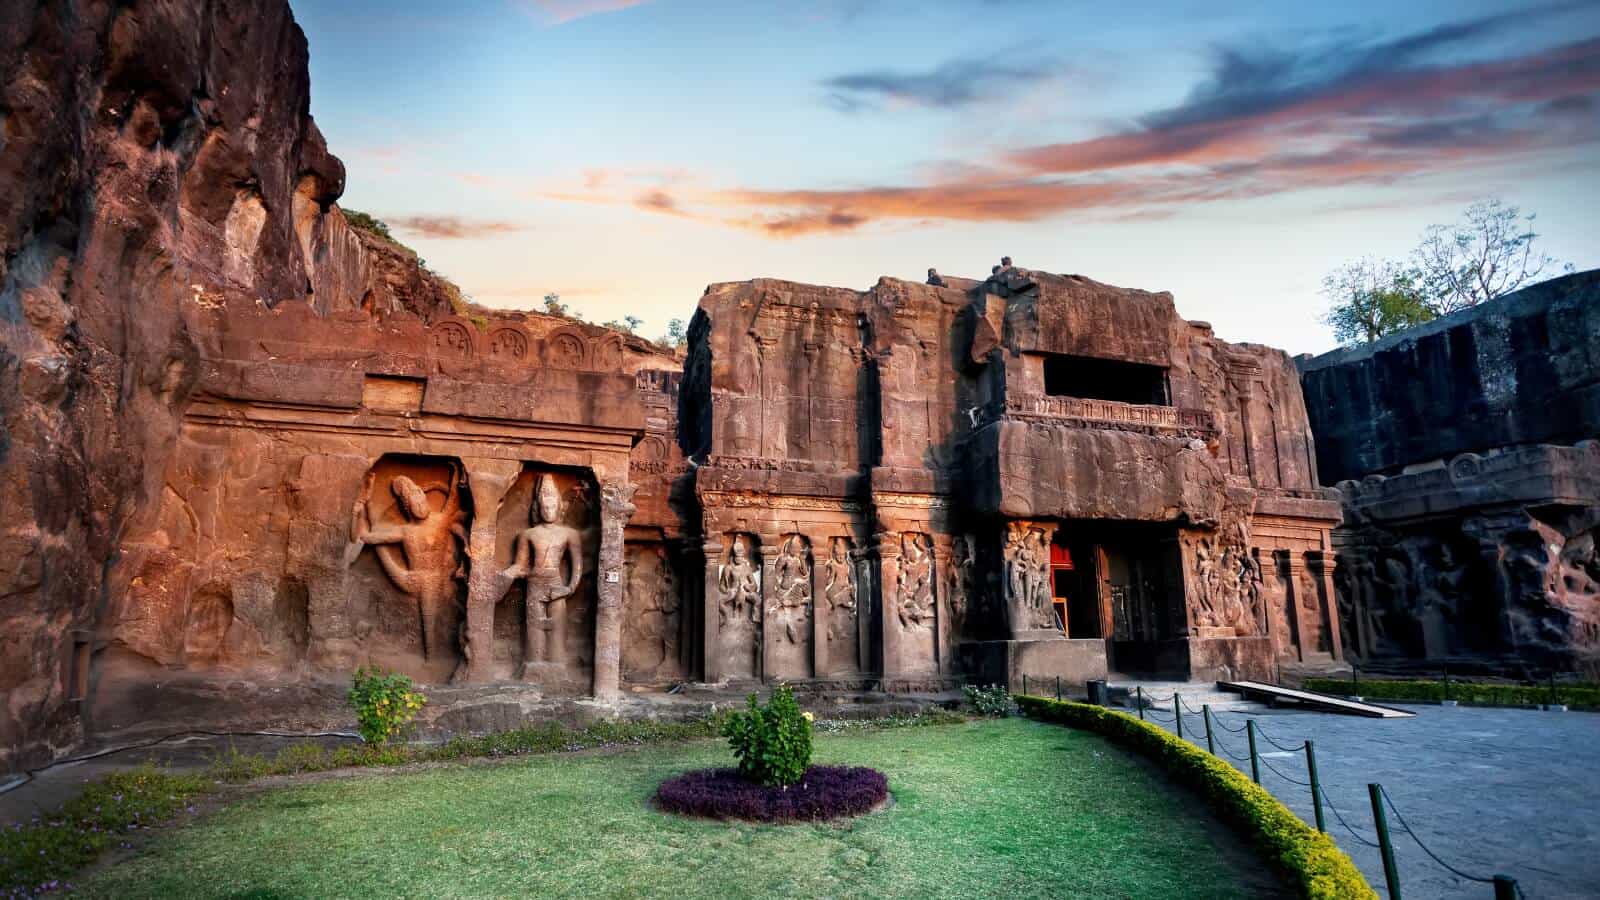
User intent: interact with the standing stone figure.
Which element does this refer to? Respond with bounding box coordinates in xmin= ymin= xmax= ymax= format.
xmin=503 ymin=474 xmax=584 ymax=677
xmin=1025 ymin=529 xmax=1055 ymax=628
xmin=822 ymin=537 xmax=857 ymax=655
xmin=352 ymin=468 xmax=467 ymax=662
xmin=770 ymin=535 xmax=812 ymax=644
xmin=896 ymin=533 xmax=934 ymax=631
xmin=718 ymin=536 xmax=762 ymax=628
xmin=946 ymin=535 xmax=976 ymax=639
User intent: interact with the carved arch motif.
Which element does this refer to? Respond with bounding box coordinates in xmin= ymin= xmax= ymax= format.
xmin=429 ymin=317 xmax=477 ymax=359
xmin=593 ymin=334 xmax=625 ymax=371
xmin=544 ymin=327 xmax=590 ymax=370
xmin=488 ymin=326 xmax=530 ymax=361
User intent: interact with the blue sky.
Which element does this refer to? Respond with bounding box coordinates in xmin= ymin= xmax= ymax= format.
xmin=295 ymin=0 xmax=1600 ymax=353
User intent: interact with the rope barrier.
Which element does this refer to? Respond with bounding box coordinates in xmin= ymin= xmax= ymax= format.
xmin=1179 ymin=695 xmax=1208 ymax=716
xmin=1206 ymin=713 xmax=1250 ymax=734
xmin=1319 ymin=784 xmax=1382 ymax=849
xmin=1207 ymin=730 xmax=1254 ymax=763
xmin=1257 ymin=753 xmax=1312 ymax=787
xmin=1253 ymin=726 xmax=1309 ymax=754
xmin=1380 ymin=785 xmax=1498 ymax=886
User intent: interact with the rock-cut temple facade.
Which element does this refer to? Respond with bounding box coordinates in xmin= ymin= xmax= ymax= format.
xmin=73 ymin=262 xmax=1348 ymax=751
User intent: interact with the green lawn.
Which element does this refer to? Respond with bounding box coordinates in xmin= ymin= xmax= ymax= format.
xmin=79 ymin=718 xmax=1283 ymax=899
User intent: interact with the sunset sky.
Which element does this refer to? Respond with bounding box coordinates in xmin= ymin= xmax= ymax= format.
xmin=296 ymin=0 xmax=1600 ymax=354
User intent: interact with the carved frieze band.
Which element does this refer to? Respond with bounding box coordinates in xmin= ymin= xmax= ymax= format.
xmin=992 ymin=394 xmax=1216 ymax=436
xmin=700 ymin=491 xmax=863 ymax=512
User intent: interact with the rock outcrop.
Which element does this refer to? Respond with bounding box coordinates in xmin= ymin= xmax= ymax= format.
xmin=0 ymin=0 xmax=471 ymax=770
xmin=1300 ymin=271 xmax=1600 ymax=675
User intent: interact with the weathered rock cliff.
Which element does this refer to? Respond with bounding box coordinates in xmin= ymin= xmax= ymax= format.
xmin=0 ymin=0 xmax=455 ymax=770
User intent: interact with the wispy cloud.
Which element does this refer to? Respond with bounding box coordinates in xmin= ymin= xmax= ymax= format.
xmin=499 ymin=10 xmax=1600 ymax=238
xmin=385 ymin=216 xmax=529 ymax=239
xmin=521 ymin=0 xmax=650 ymax=26
xmin=823 ymin=57 xmax=1064 ymax=111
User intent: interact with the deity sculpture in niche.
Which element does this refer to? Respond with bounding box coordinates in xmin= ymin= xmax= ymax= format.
xmin=1003 ymin=523 xmax=1055 ymax=633
xmin=770 ymin=535 xmax=812 ymax=644
xmin=822 ymin=537 xmax=858 ymax=667
xmin=896 ymin=533 xmax=935 ymax=631
xmin=717 ymin=534 xmax=762 ymax=677
xmin=352 ymin=467 xmax=467 ymax=662
xmin=946 ymin=535 xmax=976 ymax=640
xmin=502 ymin=474 xmax=585 ymax=678
xmin=624 ymin=545 xmax=680 ymax=678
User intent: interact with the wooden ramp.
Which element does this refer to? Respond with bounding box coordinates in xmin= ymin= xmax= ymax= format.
xmin=1216 ymin=681 xmax=1416 ymax=718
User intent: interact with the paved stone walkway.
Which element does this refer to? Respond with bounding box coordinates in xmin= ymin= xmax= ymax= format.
xmin=1136 ymin=697 xmax=1598 ymax=899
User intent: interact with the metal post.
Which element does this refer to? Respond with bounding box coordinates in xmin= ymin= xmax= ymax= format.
xmin=1369 ymin=783 xmax=1402 ymax=900
xmin=1306 ymin=740 xmax=1325 ymax=832
xmin=1174 ymin=695 xmax=1184 ymax=740
xmin=1023 ymin=673 xmax=1028 ymax=697
xmin=1056 ymin=675 xmax=1061 ymax=701
xmin=1136 ymin=686 xmax=1145 ymax=721
xmin=1443 ymin=664 xmax=1451 ymax=702
xmin=1492 ymin=875 xmax=1518 ymax=900
xmin=1246 ymin=720 xmax=1261 ymax=784
xmin=1202 ymin=705 xmax=1215 ymax=755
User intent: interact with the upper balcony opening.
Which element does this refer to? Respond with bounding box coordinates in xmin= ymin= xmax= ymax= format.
xmin=1043 ymin=354 xmax=1170 ymax=406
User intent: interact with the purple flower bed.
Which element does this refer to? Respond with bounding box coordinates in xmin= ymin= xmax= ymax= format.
xmin=654 ymin=766 xmax=888 ymax=823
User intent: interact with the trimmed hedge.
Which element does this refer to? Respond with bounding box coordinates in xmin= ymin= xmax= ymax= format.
xmin=1305 ymin=677 xmax=1600 ymax=710
xmin=1015 ymin=695 xmax=1375 ymax=900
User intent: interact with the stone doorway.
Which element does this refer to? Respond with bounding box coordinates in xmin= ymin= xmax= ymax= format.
xmin=1057 ymin=522 xmax=1187 ymax=678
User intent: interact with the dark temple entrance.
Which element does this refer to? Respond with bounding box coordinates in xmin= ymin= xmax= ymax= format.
xmin=1053 ymin=522 xmax=1186 ymax=677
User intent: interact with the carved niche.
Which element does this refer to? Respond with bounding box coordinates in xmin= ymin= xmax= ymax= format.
xmin=1187 ymin=523 xmax=1260 ymax=639
xmin=820 ymin=537 xmax=859 ymax=674
xmin=430 ymin=319 xmax=477 ymax=359
xmin=622 ymin=544 xmax=682 ymax=682
xmin=715 ymin=534 xmax=762 ymax=678
xmin=350 ymin=456 xmax=469 ymax=681
xmin=544 ymin=327 xmax=590 ymax=370
xmin=501 ymin=474 xmax=586 ymax=681
xmin=945 ymin=534 xmax=977 ymax=646
xmin=896 ymin=532 xmax=938 ymax=672
xmin=488 ymin=326 xmax=530 ymax=361
xmin=1002 ymin=522 xmax=1057 ymax=635
xmin=767 ymin=534 xmax=814 ymax=680
xmin=593 ymin=334 xmax=624 ymax=371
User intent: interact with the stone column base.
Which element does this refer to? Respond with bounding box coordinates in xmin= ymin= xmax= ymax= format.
xmin=958 ymin=639 xmax=1108 ymax=693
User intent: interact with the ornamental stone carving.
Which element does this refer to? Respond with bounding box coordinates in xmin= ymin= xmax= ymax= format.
xmin=351 ymin=463 xmax=468 ymax=663
xmin=502 ymin=474 xmax=585 ymax=679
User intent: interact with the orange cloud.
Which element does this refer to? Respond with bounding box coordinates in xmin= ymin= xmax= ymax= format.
xmin=385 ymin=216 xmax=528 ymax=239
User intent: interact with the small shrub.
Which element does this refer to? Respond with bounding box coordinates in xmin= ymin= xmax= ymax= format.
xmin=1304 ymin=677 xmax=1600 ymax=710
xmin=348 ymin=666 xmax=427 ymax=745
xmin=721 ymin=685 xmax=813 ymax=786
xmin=655 ymin=766 xmax=887 ymax=822
xmin=963 ymin=683 xmax=1013 ymax=717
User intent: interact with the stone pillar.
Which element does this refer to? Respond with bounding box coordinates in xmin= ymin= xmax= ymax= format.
xmin=932 ymin=533 xmax=955 ymax=673
xmin=758 ymin=541 xmax=781 ymax=681
xmin=700 ymin=536 xmax=724 ymax=682
xmin=593 ymin=480 xmax=637 ymax=701
xmin=1283 ymin=553 xmax=1310 ymax=662
xmin=1307 ymin=550 xmax=1343 ymax=662
xmin=875 ymin=531 xmax=902 ymax=681
xmin=458 ymin=459 xmax=523 ymax=684
xmin=811 ymin=536 xmax=829 ymax=677
xmin=1001 ymin=520 xmax=1062 ymax=640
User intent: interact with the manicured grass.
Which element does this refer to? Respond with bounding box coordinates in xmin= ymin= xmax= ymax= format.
xmin=78 ymin=719 xmax=1284 ymax=899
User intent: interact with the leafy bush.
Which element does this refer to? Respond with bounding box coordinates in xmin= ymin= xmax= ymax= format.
xmin=1305 ymin=677 xmax=1600 ymax=710
xmin=963 ymin=683 xmax=1013 ymax=717
xmin=348 ymin=666 xmax=427 ymax=745
xmin=1015 ymin=696 xmax=1375 ymax=900
xmin=1 ymin=766 xmax=209 ymax=895
xmin=655 ymin=765 xmax=887 ymax=822
xmin=721 ymin=685 xmax=813 ymax=786
xmin=341 ymin=208 xmax=393 ymax=241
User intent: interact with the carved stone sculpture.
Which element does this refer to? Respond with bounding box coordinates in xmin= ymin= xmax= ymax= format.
xmin=624 ymin=545 xmax=679 ymax=677
xmin=716 ymin=534 xmax=762 ymax=678
xmin=770 ymin=535 xmax=812 ymax=645
xmin=896 ymin=533 xmax=934 ymax=631
xmin=503 ymin=474 xmax=584 ymax=678
xmin=821 ymin=538 xmax=858 ymax=670
xmin=352 ymin=468 xmax=467 ymax=662
xmin=946 ymin=535 xmax=976 ymax=640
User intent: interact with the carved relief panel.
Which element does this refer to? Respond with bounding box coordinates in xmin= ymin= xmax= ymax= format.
xmin=820 ymin=537 xmax=860 ymax=675
xmin=622 ymin=543 xmax=683 ymax=683
xmin=349 ymin=455 xmax=470 ymax=683
xmin=715 ymin=533 xmax=762 ymax=679
xmin=895 ymin=532 xmax=938 ymax=674
xmin=492 ymin=468 xmax=597 ymax=689
xmin=1002 ymin=522 xmax=1058 ymax=636
xmin=766 ymin=534 xmax=814 ymax=680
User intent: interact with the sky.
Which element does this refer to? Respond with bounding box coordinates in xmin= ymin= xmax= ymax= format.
xmin=295 ymin=0 xmax=1600 ymax=355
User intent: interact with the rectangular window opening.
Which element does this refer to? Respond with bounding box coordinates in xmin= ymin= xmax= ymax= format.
xmin=1043 ymin=355 xmax=1170 ymax=406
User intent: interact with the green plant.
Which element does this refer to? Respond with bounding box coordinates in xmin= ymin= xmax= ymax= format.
xmin=721 ymin=685 xmax=814 ymax=786
xmin=341 ymin=208 xmax=393 ymax=241
xmin=1015 ymin=696 xmax=1375 ymax=900
xmin=1305 ymin=677 xmax=1600 ymax=710
xmin=963 ymin=683 xmax=1013 ymax=717
xmin=348 ymin=666 xmax=427 ymax=745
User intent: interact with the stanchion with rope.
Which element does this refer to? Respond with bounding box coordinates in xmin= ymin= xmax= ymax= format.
xmin=1136 ymin=686 xmax=1145 ymax=720
xmin=1245 ymin=720 xmax=1261 ymax=784
xmin=1202 ymin=704 xmax=1215 ymax=755
xmin=1368 ymin=783 xmax=1404 ymax=900
xmin=1378 ymin=784 xmax=1520 ymax=898
xmin=1173 ymin=694 xmax=1184 ymax=740
xmin=1306 ymin=740 xmax=1326 ymax=833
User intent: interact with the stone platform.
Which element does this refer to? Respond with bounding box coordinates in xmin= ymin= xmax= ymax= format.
xmin=958 ymin=638 xmax=1108 ymax=692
